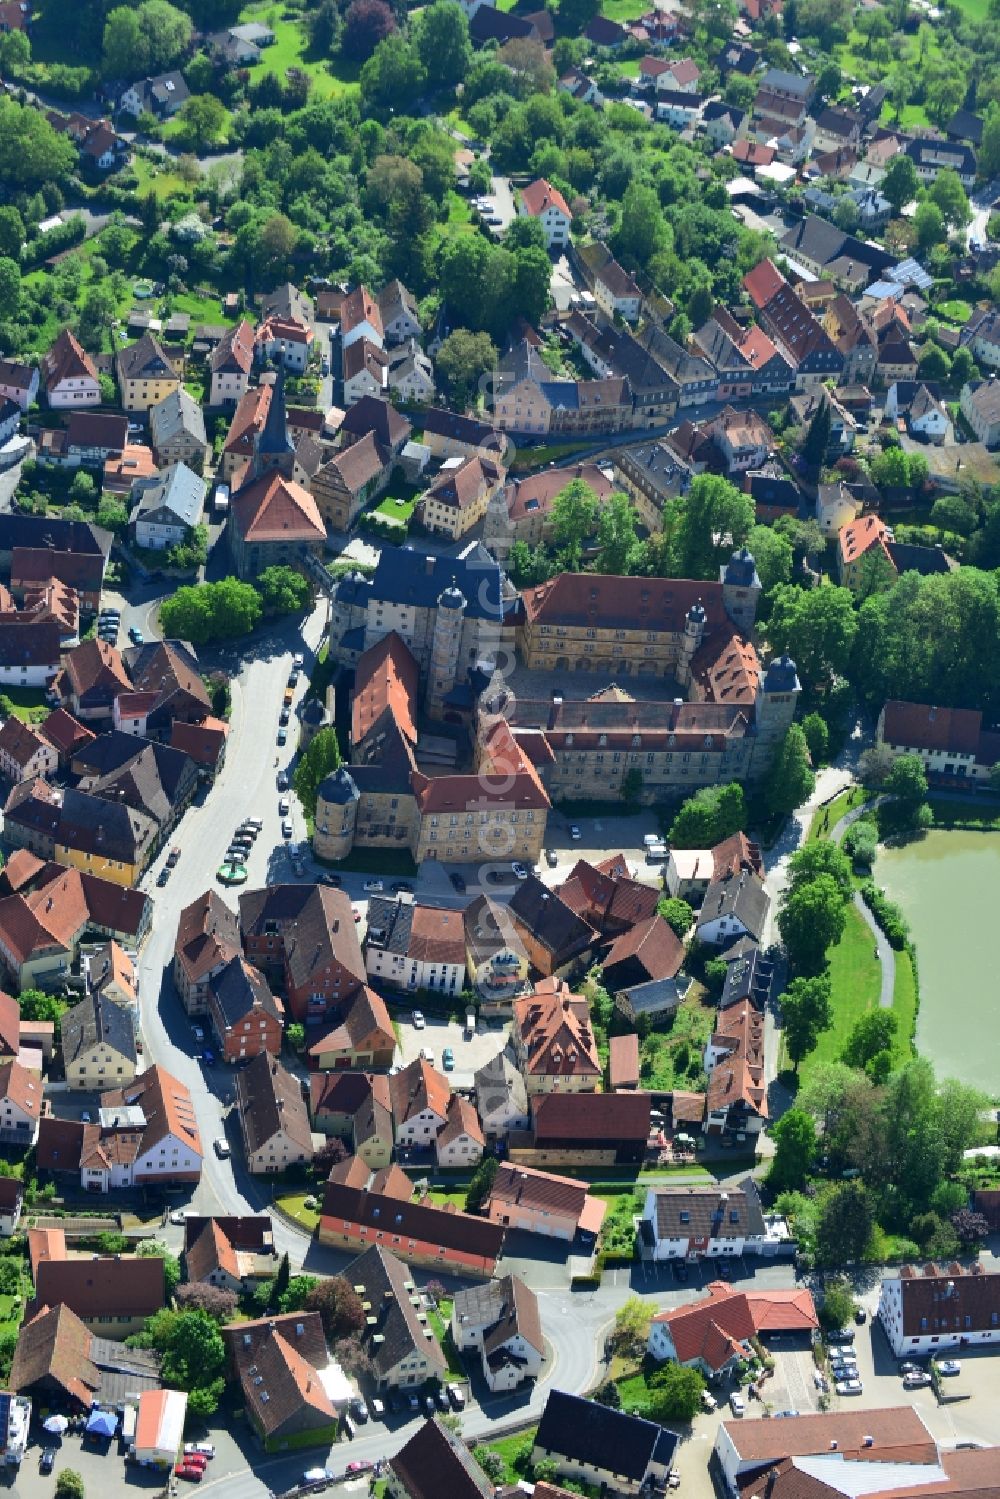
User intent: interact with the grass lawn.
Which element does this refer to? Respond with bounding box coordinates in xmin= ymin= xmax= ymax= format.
xmin=130 ymin=154 xmax=196 ymax=202
xmin=508 ymin=441 xmax=595 ymax=471
xmin=880 ymin=100 xmax=932 ymax=130
xmin=423 ymin=1188 xmax=468 ymax=1208
xmin=600 ymin=0 xmax=651 ymax=18
xmin=807 ymin=786 xmax=867 ymax=842
xmin=427 ymin=1299 xmax=467 ymax=1381
xmin=476 ymin=1430 xmax=537 ymax=1484
xmin=375 ymin=493 xmax=417 ymax=523
xmin=951 ymin=0 xmax=989 ymax=19
xmin=0 ymin=686 xmax=51 ymax=724
xmin=314 ymin=846 xmax=418 ymax=875
xmin=616 ymin=58 xmax=643 ymax=76
xmin=241 ymin=5 xmax=361 ymax=98
xmin=936 ymin=299 xmax=974 ymax=324
xmin=792 ymin=903 xmax=880 ymax=1083
xmin=274 ymin=1193 xmax=320 ymax=1233
xmin=0 ymin=1292 xmax=23 ymax=1336
xmin=893 ymin=946 xmax=918 ymax=1051
xmin=638 ymin=988 xmax=715 ymax=1091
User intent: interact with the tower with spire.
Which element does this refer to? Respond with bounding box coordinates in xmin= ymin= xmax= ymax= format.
xmin=676 ymin=598 xmax=706 ymax=687
xmin=425 ymin=578 xmax=467 ymax=720
xmin=248 ymin=367 xmax=296 ymax=485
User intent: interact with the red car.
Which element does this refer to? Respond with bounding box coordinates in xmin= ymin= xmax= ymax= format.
xmin=346 ymin=1461 xmax=373 ymax=1474
xmin=175 ymin=1465 xmax=204 ymax=1482
xmin=183 ymin=1454 xmax=209 ymax=1470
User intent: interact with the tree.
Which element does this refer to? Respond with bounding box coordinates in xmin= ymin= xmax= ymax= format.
xmin=595 ymin=491 xmax=640 ymax=575
xmin=815 ymin=1180 xmax=876 ymax=1266
xmin=780 ymin=973 xmax=833 ymax=1068
xmin=359 ymin=33 xmax=425 ymax=116
xmin=886 ymin=751 xmax=928 ymax=808
xmin=593 ymin=1377 xmax=622 ymax=1409
xmin=657 ymin=896 xmax=694 ymax=939
xmin=767 ymin=585 xmax=858 ymax=688
xmin=613 ymin=181 xmax=668 ymax=269
xmin=646 ymin=1361 xmax=705 ymax=1422
xmin=779 ymin=875 xmax=847 ymax=975
xmin=436 ymin=328 xmax=496 ymax=408
xmin=768 ymin=1107 xmax=817 ymax=1191
xmin=17 ymin=989 xmax=66 ymax=1029
xmin=802 ymin=395 xmax=832 ymax=467
xmin=981 ymin=105 xmax=1000 ymax=180
xmin=788 ymin=840 xmax=853 ymax=903
xmin=305 ymin=1277 xmax=366 ymax=1340
xmin=256 ymin=566 xmax=311 ymax=615
xmin=175 ymin=1283 xmax=238 ymax=1319
xmin=764 ymin=723 xmax=816 ymax=820
xmin=0 ymin=206 xmax=24 ymax=261
xmin=476 ymin=1449 xmax=507 ymax=1483
xmin=819 ymin=1280 xmax=856 ymax=1331
xmin=159 ymin=1310 xmax=226 ymax=1404
xmin=842 ymin=1009 xmax=897 ymax=1080
xmin=0 ymin=257 xmax=19 ymax=319
xmin=415 ymin=0 xmax=471 ymax=88
xmin=293 ymin=727 xmax=343 ymax=816
xmin=914 ymin=200 xmax=946 ymax=252
xmin=55 ymin=1474 xmax=85 ymax=1499
xmin=465 ymin=1153 xmax=498 ymax=1212
xmin=551 ymin=477 xmax=598 ymax=564
xmin=558 ymin=0 xmax=600 ymax=30
xmin=842 ymin=819 xmax=877 ymax=868
xmin=177 ymin=94 xmax=227 ymax=152
xmin=0 ymin=28 xmax=28 ymax=74
xmin=137 ymin=1240 xmax=180 ymax=1296
xmin=929 ymin=168 xmax=970 ymax=229
xmin=949 ymin=346 xmax=977 ymax=392
xmin=69 ymin=470 xmax=96 ymax=505
xmin=672 ymin=473 xmax=755 ymax=579
xmin=159 ymin=578 xmax=262 ymax=644
xmin=102 ymin=6 xmax=145 ymax=76
xmin=746 ymin=524 xmax=793 ymax=595
xmin=951 ymin=1207 xmax=990 ymax=1248
xmin=668 ymin=782 xmax=746 ymax=848
xmin=801 ymin=711 xmax=829 ymax=764
xmin=930 ymin=495 xmax=977 ymax=536
xmin=881 ymin=153 xmax=918 ymax=214
xmin=342 ymin=0 xmax=396 ymax=58
xmin=0 ymin=98 xmax=76 ymax=190
xmin=608 ymin=1295 xmax=653 ymax=1358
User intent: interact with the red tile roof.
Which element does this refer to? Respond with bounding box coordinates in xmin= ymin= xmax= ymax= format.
xmin=520 ymin=177 xmax=572 ymax=220
xmin=352 ymin=631 xmax=419 ymax=748
xmin=881 ymin=700 xmax=982 ymax=757
xmin=743 ymin=258 xmax=786 ymax=311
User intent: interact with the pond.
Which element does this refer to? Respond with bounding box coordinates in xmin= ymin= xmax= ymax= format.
xmin=878 ymin=829 xmax=1000 ymax=1093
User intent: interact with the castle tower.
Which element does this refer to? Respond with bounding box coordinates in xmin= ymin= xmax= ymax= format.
xmin=676 ymin=599 xmax=707 ymax=688
xmin=425 ymin=579 xmax=467 ymax=720
xmin=720 ymin=546 xmax=762 ymax=633
xmin=313 ymin=766 xmax=360 ymax=861
xmin=750 ymin=654 xmax=802 ymax=778
xmin=299 ymin=694 xmax=328 ymax=750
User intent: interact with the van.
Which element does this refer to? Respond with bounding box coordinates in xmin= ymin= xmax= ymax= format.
xmin=215 ymin=483 xmax=230 ymax=515
xmin=465 ymin=1010 xmax=476 ymax=1040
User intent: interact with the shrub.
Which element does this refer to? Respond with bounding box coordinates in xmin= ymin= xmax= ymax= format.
xmin=859 ymin=881 xmax=909 ymax=949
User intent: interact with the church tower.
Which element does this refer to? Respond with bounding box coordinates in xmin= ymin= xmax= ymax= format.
xmin=425 ymin=580 xmax=467 ymax=720
xmin=250 ymin=367 xmax=296 ymax=483
xmin=751 ymin=654 xmax=801 ymax=777
xmin=720 ymin=546 xmax=762 ymax=633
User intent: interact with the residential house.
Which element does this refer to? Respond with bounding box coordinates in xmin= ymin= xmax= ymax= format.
xmin=518 ymin=179 xmax=572 ymax=249
xmin=304 ymin=984 xmax=395 ymax=1071
xmin=365 ymin=894 xmax=467 ymax=995
xmin=564 ymin=314 xmax=679 ymax=426
xmin=878 ymin=1261 xmax=1000 ymax=1356
xmin=319 ymin=1180 xmax=505 ymax=1276
xmin=511 ymin=1091 xmax=650 ymax=1167
xmin=511 ymin=980 xmax=601 ymax=1095
xmin=183 ymin=1216 xmax=276 ymax=1295
xmin=387 ymin=341 xmax=435 ymax=404
xmin=310 ymin=431 xmax=391 ymax=533
xmin=255 ymin=314 xmax=313 ymax=374
xmin=961 ymin=308 xmax=1000 ymax=370
xmin=345 ymin=1243 xmax=447 ymax=1389
xmin=638 ymin=1178 xmax=768 ymax=1261
xmin=386 ymin=1417 xmax=495 ymax=1499
xmin=590 ymin=256 xmax=642 ymax=323
xmin=235 ymin=1051 xmax=313 ymax=1173
xmin=485 ymin=463 xmax=614 ymax=559
xmin=340 ymin=287 xmax=384 ymax=351
xmin=131 ymin=462 xmax=205 ymax=550
xmin=483 ymin=1160 xmax=606 ymax=1241
xmin=342 ymin=338 xmax=389 ymax=406
xmin=474 ymin=1049 xmax=530 ymax=1140
xmin=876 ymin=698 xmax=1000 ymax=783
xmin=696 ymin=870 xmax=769 ymax=946
xmin=387 ymin=1057 xmax=450 ymax=1147
xmin=420 ymin=408 xmax=506 ymax=463
xmin=377 ymin=281 xmax=421 ymax=346
xmin=0 ymin=862 xmax=151 ymax=991
xmin=648 ymin=1281 xmax=817 ymax=1374
xmin=532 ymin=1391 xmax=678 ymax=1497
xmin=464 ymin=897 xmax=531 ymax=1004
xmin=559 ymin=67 xmax=602 ymax=106
xmin=209 ymin=320 xmax=255 ymax=407
xmin=418 ymin=454 xmax=504 ymax=541
xmin=436 ymin=1094 xmax=484 ymax=1167
xmin=656 ymin=89 xmax=704 ymax=129
xmin=703 ymin=1000 xmax=767 ymax=1137
xmin=51 ymin=1065 xmax=203 ymax=1191
xmin=0 ymin=717 xmax=58 ymax=783
xmin=896 ymin=381 xmax=949 ymax=443
xmin=0 ymin=1060 xmax=41 ymax=1146
xmin=28 ymin=1235 xmax=164 ymax=1338
xmin=149 ymin=387 xmax=209 ymax=472
xmin=714 ymin=1406 xmax=938 ymax=1497
xmin=451 ymin=1274 xmax=544 ymax=1393
xmin=117 ymin=72 xmax=190 ymax=118
xmin=906 ymin=136 xmax=976 ymax=187
xmin=60 ymin=990 xmax=137 ymax=1090
xmin=41 ymin=330 xmax=99 ymax=409
xmin=207 ymin=955 xmax=284 ymax=1064
xmin=702 ymin=100 xmax=745 ymax=149
xmin=0 ymin=359 xmax=39 ymax=413
xmin=602 ymin=914 xmax=686 ymax=999
xmin=0 ymin=1177 xmax=23 ymax=1236
xmin=506 ymin=879 xmax=596 ymax=981
xmin=339 ymin=395 xmax=412 ymax=456
xmin=223 ymin=1311 xmax=341 ymax=1452
xmin=961 ymin=379 xmax=1000 ymax=448
xmin=38 ymin=411 xmax=128 ymax=470
xmin=116 ymin=333 xmax=180 ymax=414
xmin=239 ymin=884 xmax=367 ymax=1023
xmin=838 ymin=513 xmax=952 ymax=592
xmin=707 ymin=407 xmax=773 ymax=474
xmin=309 ymin=1072 xmax=392 ymax=1166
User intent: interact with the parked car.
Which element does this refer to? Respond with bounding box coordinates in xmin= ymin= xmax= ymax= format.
xmin=349 ymin=1399 xmax=368 ymax=1424
xmin=175 ymin=1466 xmax=203 ymax=1482
xmin=407 ymin=1395 xmax=420 ymax=1412
xmin=435 ymin=1387 xmax=450 ymax=1411
xmin=826 ymin=1328 xmax=855 ymax=1345
xmin=569 ymin=824 xmax=582 ymax=840
xmin=293 ymin=652 xmax=305 ymax=669
xmin=166 ymin=846 xmax=181 ymax=866
xmin=511 ymin=861 xmax=529 ymax=879
xmin=903 ymin=1371 xmax=932 ymax=1389
xmin=279 ymin=798 xmax=290 ymax=815
xmin=213 ymin=1137 xmax=230 ymax=1158
xmin=937 ymin=1360 xmax=962 ymax=1377
xmin=320 ymin=872 xmax=342 ymax=886
xmin=835 ymin=1379 xmax=863 ymax=1396
xmin=181 ymin=1454 xmax=208 ymax=1471
xmin=442 ymin=1047 xmax=455 ymax=1071
xmin=202 ymin=1047 xmax=217 ymax=1065
xmin=170 ymin=1208 xmax=195 ymax=1225
xmin=545 ymin=849 xmax=558 ymax=867
xmin=448 ymin=1385 xmax=465 ymax=1411
xmin=40 ymin=1448 xmax=57 ymax=1474
xmin=391 ymin=880 xmax=413 ymax=894
xmin=346 ymin=1461 xmax=372 ymax=1475
xmin=277 ymin=727 xmax=287 ymax=745
xmin=364 ymin=878 xmax=384 ymax=893
xmin=156 ymin=869 xmax=170 ymax=886
xmin=700 ymin=1389 xmax=717 ymax=1412
xmin=369 ymin=1398 xmax=385 ymax=1420
xmin=301 ymin=1470 xmax=334 ymax=1489
xmin=412 ymin=1010 xmax=425 ymax=1029
xmin=773 ymin=1410 xmax=799 ymax=1419
xmin=277 ymin=771 xmax=289 ymax=790
xmin=129 ymin=626 xmax=144 ymax=644
xmin=184 ymin=1444 xmax=215 ymax=1460
xmin=420 ymin=1047 xmax=435 ymax=1066
xmin=854 ymin=1306 xmax=867 ymax=1324
xmin=899 ymin=1361 xmax=926 ymax=1375
xmin=279 ymin=707 xmax=290 ymax=725
xmin=282 ymin=820 xmax=293 ymax=838
xmin=729 ymin=1393 xmax=746 ymax=1417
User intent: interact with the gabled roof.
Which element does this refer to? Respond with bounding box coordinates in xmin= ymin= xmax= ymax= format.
xmin=61 ymin=991 xmax=136 ymax=1068
xmin=42 ymin=329 xmax=98 ymax=391
xmin=652 ymin=1281 xmax=817 ymax=1370
xmin=881 ymin=700 xmax=982 ymax=756
xmin=9 ymin=1303 xmax=100 ymax=1406
xmin=514 ymin=980 xmax=601 ymax=1080
xmin=520 ymin=178 xmax=572 ymax=220
xmin=389 ymin=1417 xmax=494 ymax=1499
xmin=230 ymin=470 xmax=324 ymax=546
xmin=31 ymin=1253 xmax=165 ymax=1322
xmin=352 ymin=631 xmax=419 ymax=748
xmin=647 ymin=1177 xmax=766 ymax=1240
xmin=174 ymin=889 xmax=242 ymax=986
xmin=235 ymin=1052 xmax=312 ymax=1157
xmin=388 ymin=1057 xmax=451 ymax=1126
xmin=117 ymin=331 xmax=177 ymax=383
xmin=536 ymin=1390 xmax=677 ymax=1483
xmin=345 ymin=1243 xmax=447 ymax=1379
xmin=604 ymin=913 xmax=685 ymax=984
xmin=531 ymin=1090 xmax=650 ymax=1142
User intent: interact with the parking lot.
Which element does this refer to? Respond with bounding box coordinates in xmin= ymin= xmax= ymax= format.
xmin=394 ymin=1007 xmax=511 ymax=1086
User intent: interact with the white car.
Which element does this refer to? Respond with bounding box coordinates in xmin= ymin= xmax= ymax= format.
xmin=278 ymin=798 xmax=290 ymax=815
xmin=835 ymin=1378 xmax=863 ymax=1396
xmin=511 ymin=862 xmax=529 ymax=879
xmin=169 ymin=1208 xmax=195 ymax=1225
xmin=420 ymin=1047 xmax=435 ymax=1065
xmin=364 ymin=878 xmax=384 ymax=893
xmin=412 ymin=1010 xmax=425 ymax=1029
xmin=903 ymin=1371 xmax=932 ymax=1389
xmin=184 ymin=1444 xmax=215 ymax=1460
xmin=937 ymin=1359 xmax=962 ymax=1377
xmin=729 ymin=1393 xmax=745 ymax=1417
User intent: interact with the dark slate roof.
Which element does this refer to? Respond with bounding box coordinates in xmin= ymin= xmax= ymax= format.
xmin=344 ymin=1244 xmax=446 ymax=1380
xmin=61 ymin=991 xmax=137 ymax=1069
xmin=649 ymin=1176 xmax=766 ymax=1239
xmin=507 ymin=876 xmax=595 ymax=963
xmin=389 ymin=1418 xmax=494 ymax=1499
xmin=886 ymin=540 xmax=953 ymax=577
xmin=697 ymin=871 xmax=769 ymax=941
xmin=210 ymin=954 xmax=282 ymax=1028
xmin=367 ymin=545 xmax=502 ymax=624
xmin=0 ymin=514 xmax=111 ymax=559
xmin=535 ymin=1390 xmax=678 ymax=1484
xmin=946 ymin=108 xmax=983 ymax=146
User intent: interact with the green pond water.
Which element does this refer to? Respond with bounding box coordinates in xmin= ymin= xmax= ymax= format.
xmin=878 ymin=829 xmax=1000 ymax=1093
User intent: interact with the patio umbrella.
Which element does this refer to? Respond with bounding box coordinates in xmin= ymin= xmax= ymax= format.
xmin=85 ymin=1409 xmax=117 ymax=1438
xmin=43 ymin=1415 xmax=68 ymax=1434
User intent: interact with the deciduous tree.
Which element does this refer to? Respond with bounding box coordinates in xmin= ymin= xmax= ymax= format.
xmin=779 ymin=973 xmax=834 ymax=1068
xmin=763 ymin=723 xmax=816 ymax=820
xmin=768 ymin=1107 xmax=817 ymax=1191
xmin=778 ymin=875 xmax=846 ymax=974
xmin=293 ymin=727 xmax=343 ymax=816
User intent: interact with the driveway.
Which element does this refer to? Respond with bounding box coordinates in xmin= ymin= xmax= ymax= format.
xmin=395 ymin=1009 xmax=509 ymax=1084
